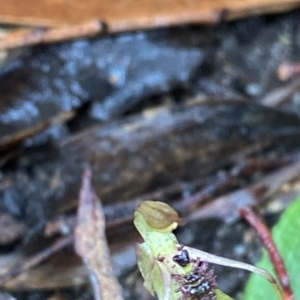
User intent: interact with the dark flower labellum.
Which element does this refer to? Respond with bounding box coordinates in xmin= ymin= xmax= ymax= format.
xmin=173 ymin=249 xmax=190 ymax=266
xmin=172 ymin=258 xmax=217 ymax=300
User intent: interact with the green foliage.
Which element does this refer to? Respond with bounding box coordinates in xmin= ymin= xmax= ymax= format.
xmin=244 ymin=195 xmax=300 ymax=299
xmin=134 ymin=201 xmax=233 ymax=299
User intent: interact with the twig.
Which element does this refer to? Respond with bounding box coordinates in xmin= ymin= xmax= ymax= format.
xmin=188 ymin=158 xmax=300 ymax=223
xmin=175 ymin=171 xmax=236 ymax=213
xmin=0 ymin=20 xmax=105 ymax=51
xmin=239 ymin=206 xmax=294 ymax=300
xmin=176 ymin=155 xmax=289 ymax=214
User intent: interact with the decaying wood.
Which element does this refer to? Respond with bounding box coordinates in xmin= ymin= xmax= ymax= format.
xmin=75 ymin=167 xmax=124 ymax=300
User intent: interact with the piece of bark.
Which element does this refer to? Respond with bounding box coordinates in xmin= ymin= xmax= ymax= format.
xmin=75 ymin=167 xmax=123 ymax=300
xmin=0 ymin=0 xmax=299 ymax=30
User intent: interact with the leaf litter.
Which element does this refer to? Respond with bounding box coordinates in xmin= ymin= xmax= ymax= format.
xmin=0 ymin=5 xmax=296 ymax=300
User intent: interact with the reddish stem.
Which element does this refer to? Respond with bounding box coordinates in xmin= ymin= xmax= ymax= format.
xmin=239 ymin=206 xmax=294 ymax=300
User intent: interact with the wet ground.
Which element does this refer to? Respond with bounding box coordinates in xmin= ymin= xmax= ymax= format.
xmin=1 ymin=9 xmax=300 ymax=300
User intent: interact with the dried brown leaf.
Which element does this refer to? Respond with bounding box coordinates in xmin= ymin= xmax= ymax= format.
xmin=75 ymin=166 xmax=123 ymax=300
xmin=0 ymin=0 xmax=299 ymax=30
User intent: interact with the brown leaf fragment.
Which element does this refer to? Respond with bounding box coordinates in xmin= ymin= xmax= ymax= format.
xmin=75 ymin=166 xmax=124 ymax=300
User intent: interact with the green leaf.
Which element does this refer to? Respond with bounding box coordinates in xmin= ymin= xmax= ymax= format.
xmin=151 ymin=262 xmax=173 ymax=300
xmin=244 ymin=195 xmax=300 ymax=299
xmin=136 ymin=243 xmax=156 ymax=295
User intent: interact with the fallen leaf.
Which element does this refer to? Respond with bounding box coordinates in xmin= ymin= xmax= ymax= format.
xmin=75 ymin=166 xmax=123 ymax=300
xmin=0 ymin=0 xmax=299 ymax=30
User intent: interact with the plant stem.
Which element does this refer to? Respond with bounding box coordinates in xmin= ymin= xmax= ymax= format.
xmin=239 ymin=206 xmax=294 ymax=300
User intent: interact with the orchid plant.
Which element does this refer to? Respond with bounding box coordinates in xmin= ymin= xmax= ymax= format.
xmin=134 ymin=200 xmax=283 ymax=300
